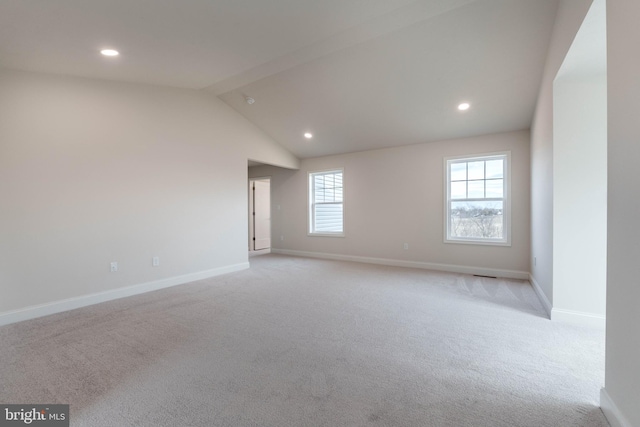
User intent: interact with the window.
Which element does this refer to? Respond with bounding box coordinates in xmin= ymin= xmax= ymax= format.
xmin=309 ymin=169 xmax=344 ymax=236
xmin=445 ymin=152 xmax=510 ymax=245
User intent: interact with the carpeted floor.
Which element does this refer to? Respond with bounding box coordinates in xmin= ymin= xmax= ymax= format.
xmin=0 ymin=254 xmax=608 ymax=426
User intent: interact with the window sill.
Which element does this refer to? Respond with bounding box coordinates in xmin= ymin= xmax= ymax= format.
xmin=308 ymin=233 xmax=345 ymax=238
xmin=444 ymin=238 xmax=511 ymax=247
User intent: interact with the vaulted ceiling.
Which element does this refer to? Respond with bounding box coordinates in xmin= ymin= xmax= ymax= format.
xmin=0 ymin=0 xmax=560 ymax=158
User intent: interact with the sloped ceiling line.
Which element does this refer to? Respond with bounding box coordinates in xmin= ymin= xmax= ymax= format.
xmin=204 ymin=0 xmax=476 ymax=94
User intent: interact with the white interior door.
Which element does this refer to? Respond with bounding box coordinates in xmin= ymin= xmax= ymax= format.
xmin=252 ymin=179 xmax=271 ymax=250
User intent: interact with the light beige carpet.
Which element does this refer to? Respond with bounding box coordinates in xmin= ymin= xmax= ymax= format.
xmin=0 ymin=254 xmax=608 ymax=426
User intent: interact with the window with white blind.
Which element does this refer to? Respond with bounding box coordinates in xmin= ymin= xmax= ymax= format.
xmin=309 ymin=169 xmax=344 ymax=236
xmin=445 ymin=152 xmax=510 ymax=245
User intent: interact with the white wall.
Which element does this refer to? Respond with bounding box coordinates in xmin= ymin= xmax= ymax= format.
xmin=602 ymin=0 xmax=640 ymax=425
xmin=530 ymin=0 xmax=592 ymax=306
xmin=551 ymin=0 xmax=607 ymax=325
xmin=252 ymin=130 xmax=530 ymax=276
xmin=552 ymin=74 xmax=607 ymax=323
xmin=0 ymin=69 xmax=298 ymax=321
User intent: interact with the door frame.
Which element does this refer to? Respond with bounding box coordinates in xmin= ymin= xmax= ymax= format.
xmin=248 ymin=176 xmax=272 ymax=251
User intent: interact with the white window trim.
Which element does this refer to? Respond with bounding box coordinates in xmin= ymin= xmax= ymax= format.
xmin=443 ymin=151 xmax=511 ymax=246
xmin=308 ymin=168 xmax=345 ymax=237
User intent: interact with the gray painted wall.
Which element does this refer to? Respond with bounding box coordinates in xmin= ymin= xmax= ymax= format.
xmin=604 ymin=0 xmax=640 ymax=424
xmin=0 ymin=69 xmax=298 ymax=316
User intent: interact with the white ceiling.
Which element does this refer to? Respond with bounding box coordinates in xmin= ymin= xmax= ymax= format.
xmin=0 ymin=0 xmax=561 ymax=159
xmin=0 ymin=0 xmax=418 ymax=88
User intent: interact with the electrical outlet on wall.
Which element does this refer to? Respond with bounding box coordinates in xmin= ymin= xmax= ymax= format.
xmin=152 ymin=256 xmax=160 ymax=267
xmin=110 ymin=262 xmax=118 ymax=272
xmin=534 ymin=257 xmax=537 ymax=266
xmin=403 ymin=243 xmax=409 ymax=250
xmin=280 ymin=235 xmax=284 ymax=241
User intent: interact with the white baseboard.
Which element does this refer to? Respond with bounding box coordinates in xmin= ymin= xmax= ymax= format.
xmin=272 ymin=249 xmax=529 ymax=280
xmin=0 ymin=262 xmax=249 ymax=327
xmin=249 ymin=248 xmax=272 ymax=256
xmin=550 ymin=307 xmax=606 ymax=328
xmin=528 ymin=274 xmax=552 ymax=317
xmin=601 ymin=388 xmax=634 ymax=427
xmin=528 ymin=275 xmax=606 ymax=327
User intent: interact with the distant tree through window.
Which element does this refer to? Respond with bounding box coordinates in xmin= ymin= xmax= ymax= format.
xmin=445 ymin=153 xmax=510 ymax=245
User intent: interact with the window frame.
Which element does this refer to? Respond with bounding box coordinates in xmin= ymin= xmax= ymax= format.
xmin=443 ymin=151 xmax=511 ymax=246
xmin=308 ymin=168 xmax=345 ymax=237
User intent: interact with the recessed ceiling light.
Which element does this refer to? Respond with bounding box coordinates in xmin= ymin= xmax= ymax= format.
xmin=245 ymin=96 xmax=255 ymax=105
xmin=304 ymin=133 xmax=313 ymax=139
xmin=100 ymin=49 xmax=119 ymax=57
xmin=458 ymin=102 xmax=470 ymax=111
